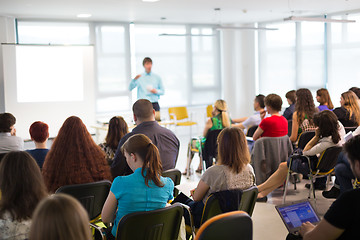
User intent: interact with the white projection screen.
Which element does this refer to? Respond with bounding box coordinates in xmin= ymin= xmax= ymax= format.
xmin=2 ymin=44 xmax=96 ymax=139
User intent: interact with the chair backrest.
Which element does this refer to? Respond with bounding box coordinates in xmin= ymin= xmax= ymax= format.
xmin=162 ymin=169 xmax=181 ymax=197
xmin=168 ymin=107 xmax=189 ymax=121
xmin=344 ymin=126 xmax=357 ymax=133
xmin=316 ymin=146 xmax=343 ymax=174
xmin=55 ymin=180 xmax=111 ymax=221
xmin=0 ymin=153 xmax=7 ymax=164
xmin=297 ymin=131 xmax=315 ymax=149
xmin=203 ymin=129 xmax=222 ymax=168
xmin=116 ymin=203 xmax=183 ymax=240
xmin=195 ymin=211 xmax=252 ymax=240
xmin=246 ymin=125 xmax=258 ymax=137
xmin=239 ymin=186 xmax=258 ymax=216
xmin=287 ymin=120 xmax=292 ymax=137
xmin=206 ymin=104 xmax=213 ymax=118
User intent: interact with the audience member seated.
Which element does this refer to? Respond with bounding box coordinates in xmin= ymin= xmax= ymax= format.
xmin=289 ymin=88 xmax=317 ymax=145
xmin=333 ymin=90 xmax=360 ymax=127
xmin=283 ymin=90 xmax=296 ymax=121
xmin=0 ymin=151 xmax=48 ymax=240
xmin=26 ymin=121 xmax=49 ymax=169
xmin=29 ymin=194 xmax=91 ymax=240
xmin=0 ymin=113 xmax=24 ymax=155
xmin=42 ymin=116 xmax=112 ymax=193
xmin=257 ymin=111 xmax=345 ymax=199
xmin=323 ymin=126 xmax=360 ymax=199
xmin=298 ymin=135 xmax=360 ymax=240
xmin=174 ymin=127 xmax=255 ymax=228
xmin=111 ymin=99 xmax=180 ymax=178
xmin=102 ymin=134 xmax=174 ymax=240
xmin=232 ymin=94 xmax=266 ymax=134
xmin=253 ymin=94 xmax=288 ymax=141
xmin=316 ymin=88 xmax=334 ymax=111
xmin=183 ymin=99 xmax=231 ymax=175
xmin=99 ymin=116 xmax=129 ymax=165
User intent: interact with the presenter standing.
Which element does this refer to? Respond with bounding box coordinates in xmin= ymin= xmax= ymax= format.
xmin=129 ymin=57 xmax=164 ymax=120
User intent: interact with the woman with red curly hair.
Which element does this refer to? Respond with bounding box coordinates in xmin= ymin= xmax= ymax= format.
xmin=42 ymin=116 xmax=112 ymax=193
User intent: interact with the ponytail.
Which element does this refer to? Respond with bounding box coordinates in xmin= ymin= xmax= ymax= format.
xmin=214 ymin=99 xmax=231 ymax=128
xmin=221 ymin=111 xmax=231 ymax=128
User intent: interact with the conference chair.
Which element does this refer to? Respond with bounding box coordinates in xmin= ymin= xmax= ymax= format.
xmin=206 ymin=104 xmax=213 ymax=118
xmin=202 ymin=129 xmax=222 ymax=169
xmin=251 ymin=135 xmax=293 ymax=185
xmin=115 ymin=203 xmax=183 ymax=240
xmin=195 ymin=211 xmax=253 ymax=240
xmin=162 ymin=168 xmax=181 ymax=197
xmin=287 ymin=120 xmax=292 ymax=137
xmin=168 ymin=106 xmax=197 ymax=137
xmin=246 ymin=125 xmax=258 ymax=137
xmin=55 ymin=180 xmax=111 ymax=223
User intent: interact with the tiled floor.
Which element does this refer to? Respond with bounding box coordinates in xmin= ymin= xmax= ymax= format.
xmin=175 ymin=133 xmax=336 ymax=240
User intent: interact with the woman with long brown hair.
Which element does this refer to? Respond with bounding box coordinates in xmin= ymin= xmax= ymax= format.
xmin=333 ymin=91 xmax=360 ymax=127
xmin=101 ymin=134 xmax=174 ymax=239
xmin=42 ymin=116 xmax=112 ymax=193
xmin=0 ymin=151 xmax=48 ymax=240
xmin=289 ymin=88 xmax=317 ymax=144
xmin=99 ymin=116 xmax=129 ymax=165
xmin=316 ymin=88 xmax=334 ymax=111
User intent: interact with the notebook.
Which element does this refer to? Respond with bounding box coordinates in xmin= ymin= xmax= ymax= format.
xmin=275 ymin=200 xmax=320 ymax=235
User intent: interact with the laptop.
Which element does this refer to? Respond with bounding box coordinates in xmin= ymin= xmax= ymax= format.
xmin=275 ymin=200 xmax=321 ymax=235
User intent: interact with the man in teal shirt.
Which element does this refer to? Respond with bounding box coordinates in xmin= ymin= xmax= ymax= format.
xmin=129 ymin=57 xmax=164 ymax=114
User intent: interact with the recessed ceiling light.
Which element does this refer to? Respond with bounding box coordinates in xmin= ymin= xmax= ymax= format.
xmin=77 ymin=14 xmax=92 ymax=18
xmin=142 ymin=0 xmax=160 ymax=2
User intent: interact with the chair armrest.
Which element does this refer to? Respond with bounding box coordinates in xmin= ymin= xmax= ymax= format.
xmin=90 ymin=223 xmax=106 ymax=240
xmin=178 ymin=203 xmax=195 ymax=240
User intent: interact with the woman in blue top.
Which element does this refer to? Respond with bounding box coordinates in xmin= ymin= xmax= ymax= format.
xmin=101 ymin=134 xmax=174 ymax=239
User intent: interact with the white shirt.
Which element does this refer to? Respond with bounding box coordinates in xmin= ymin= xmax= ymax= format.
xmin=0 ymin=133 xmax=24 ymax=154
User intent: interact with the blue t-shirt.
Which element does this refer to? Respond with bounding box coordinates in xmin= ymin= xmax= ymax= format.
xmin=26 ymin=149 xmax=49 ymax=169
xmin=110 ymin=168 xmax=174 ymax=237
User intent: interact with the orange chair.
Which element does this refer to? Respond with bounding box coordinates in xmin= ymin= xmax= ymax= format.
xmin=195 ymin=211 xmax=252 ymax=240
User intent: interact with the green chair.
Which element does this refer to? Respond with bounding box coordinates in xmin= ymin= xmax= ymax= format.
xmin=162 ymin=169 xmax=181 ymax=197
xmin=116 ymin=203 xmax=183 ymax=240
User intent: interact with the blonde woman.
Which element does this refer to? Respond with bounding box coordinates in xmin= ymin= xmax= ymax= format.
xmin=29 ymin=194 xmax=91 ymax=240
xmin=333 ymin=91 xmax=360 ymax=127
xmin=183 ymin=99 xmax=231 ymax=175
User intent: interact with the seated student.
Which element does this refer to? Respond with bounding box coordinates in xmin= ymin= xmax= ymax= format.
xmin=42 ymin=116 xmax=112 ymax=193
xmin=316 ymin=88 xmax=334 ymax=111
xmin=232 ymin=94 xmax=266 ymax=134
xmin=333 ymin=90 xmax=360 ymax=127
xmin=289 ymin=88 xmax=317 ymax=144
xmin=29 ymin=194 xmax=91 ymax=240
xmin=298 ymin=135 xmax=360 ymax=240
xmin=257 ymin=111 xmax=345 ymax=200
xmin=0 ymin=151 xmax=48 ymax=240
xmin=26 ymin=121 xmax=50 ymax=169
xmin=99 ymin=116 xmax=129 ymax=165
xmin=101 ymin=134 xmax=174 ymax=240
xmin=283 ymin=90 xmax=296 ymax=121
xmin=183 ymin=99 xmax=231 ymax=175
xmin=0 ymin=113 xmax=24 ymax=154
xmin=253 ymin=94 xmax=288 ymax=141
xmin=174 ymin=127 xmax=255 ymax=228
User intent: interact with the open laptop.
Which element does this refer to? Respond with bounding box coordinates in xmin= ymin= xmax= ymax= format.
xmin=275 ymin=200 xmax=321 ymax=235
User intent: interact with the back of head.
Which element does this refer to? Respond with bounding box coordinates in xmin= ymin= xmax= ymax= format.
xmin=264 ymin=94 xmax=282 ymax=112
xmin=29 ymin=121 xmax=49 ymax=143
xmin=285 ymin=90 xmax=296 ymax=104
xmin=313 ymin=110 xmax=340 ymax=144
xmin=105 ymin=116 xmax=129 ymax=150
xmin=42 ymin=116 xmax=111 ymax=193
xmin=29 ymin=194 xmax=91 ymax=240
xmin=214 ymin=99 xmax=231 ymax=128
xmin=0 ymin=151 xmax=47 ymax=221
xmin=217 ymin=127 xmax=250 ymax=173
xmin=255 ymin=94 xmax=265 ymax=109
xmin=0 ymin=113 xmax=16 ymax=133
xmin=295 ymin=88 xmax=316 ymax=124
xmin=349 ymin=87 xmax=360 ymax=99
xmin=341 ymin=91 xmax=360 ymax=125
xmin=316 ymin=88 xmax=334 ymax=109
xmin=344 ymin=135 xmax=360 ymax=165
xmin=121 ymin=134 xmax=163 ymax=187
xmin=133 ymin=99 xmax=154 ymax=122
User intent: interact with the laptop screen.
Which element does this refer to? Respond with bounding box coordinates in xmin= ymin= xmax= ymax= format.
xmin=277 ymin=201 xmax=320 ymax=230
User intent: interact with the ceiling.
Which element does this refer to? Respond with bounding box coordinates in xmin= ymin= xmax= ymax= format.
xmin=1 ymin=0 xmax=360 ymax=24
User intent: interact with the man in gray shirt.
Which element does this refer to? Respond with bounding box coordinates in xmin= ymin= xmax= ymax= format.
xmin=111 ymin=99 xmax=180 ymax=178
xmin=0 ymin=113 xmax=24 ymax=155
